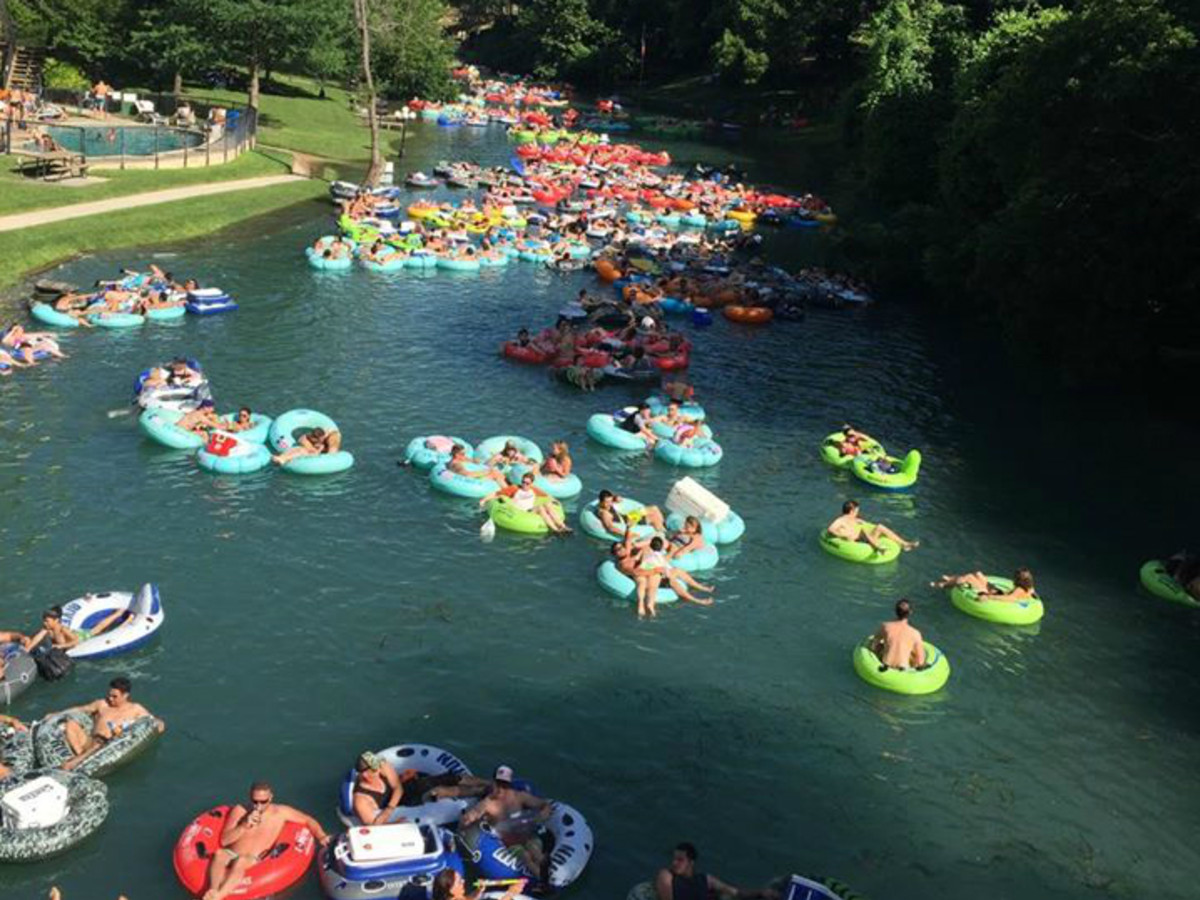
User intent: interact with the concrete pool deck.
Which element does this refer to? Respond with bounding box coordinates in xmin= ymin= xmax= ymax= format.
xmin=0 ymin=174 xmax=304 ymax=232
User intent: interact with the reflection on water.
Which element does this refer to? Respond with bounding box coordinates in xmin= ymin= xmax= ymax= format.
xmin=0 ymin=120 xmax=1198 ymax=900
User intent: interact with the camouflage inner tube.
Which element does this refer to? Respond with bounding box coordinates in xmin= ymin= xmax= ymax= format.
xmin=0 ymin=769 xmax=108 ymax=862
xmin=0 ymin=644 xmax=37 ymax=707
xmin=1 ymin=725 xmax=35 ymax=778
xmin=34 ymin=711 xmax=160 ymax=778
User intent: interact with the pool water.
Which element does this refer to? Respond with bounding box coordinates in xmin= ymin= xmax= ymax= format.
xmin=45 ymin=125 xmax=205 ymax=157
xmin=1 ymin=121 xmax=1198 ymax=900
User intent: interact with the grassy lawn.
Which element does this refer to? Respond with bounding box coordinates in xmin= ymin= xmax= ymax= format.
xmin=0 ymin=178 xmax=325 ymax=289
xmin=0 ymin=149 xmax=295 ymax=216
xmin=181 ymin=75 xmax=375 ymax=162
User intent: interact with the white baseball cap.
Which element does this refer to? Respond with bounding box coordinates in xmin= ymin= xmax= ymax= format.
xmin=641 ymin=316 xmax=656 ymax=328
xmin=494 ymin=764 xmax=515 ymax=783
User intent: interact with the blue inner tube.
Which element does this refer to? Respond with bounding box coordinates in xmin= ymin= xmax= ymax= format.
xmin=268 ymin=409 xmax=355 ymax=475
xmin=586 ymin=412 xmax=647 ymax=450
xmin=596 ymin=560 xmax=679 ymax=604
xmin=404 ymin=435 xmax=474 ymax=470
xmin=654 ymin=437 xmax=724 ymax=468
xmin=429 ymin=462 xmax=496 ymax=498
xmin=30 ymin=302 xmax=80 ymax=328
xmin=474 ymin=435 xmax=544 ymax=465
xmin=146 ymin=305 xmax=186 ymax=322
xmin=197 ymin=442 xmax=271 ymax=475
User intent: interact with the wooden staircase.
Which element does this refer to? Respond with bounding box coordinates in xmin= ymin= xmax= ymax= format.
xmin=3 ymin=45 xmax=45 ymax=93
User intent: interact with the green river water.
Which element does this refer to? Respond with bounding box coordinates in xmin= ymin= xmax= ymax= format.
xmin=1 ymin=121 xmax=1198 ymax=900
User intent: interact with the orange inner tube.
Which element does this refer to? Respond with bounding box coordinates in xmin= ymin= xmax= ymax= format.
xmin=723 ymin=305 xmax=774 ymax=324
xmin=595 ymin=260 xmax=622 ymax=282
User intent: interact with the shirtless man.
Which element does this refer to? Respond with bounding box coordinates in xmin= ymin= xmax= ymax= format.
xmin=23 ymin=604 xmax=125 ymax=654
xmin=177 ymin=399 xmax=223 ymax=435
xmin=0 ymin=713 xmax=28 ymax=780
xmin=827 ymin=500 xmax=918 ymax=552
xmin=870 ymin=599 xmax=928 ymax=671
xmin=56 ymin=676 xmax=166 ymax=772
xmin=458 ymin=765 xmax=552 ymax=878
xmin=271 ymin=426 xmax=342 ymax=466
xmin=655 ymin=842 xmax=773 ymax=900
xmin=596 ymin=489 xmax=666 ymax=536
xmin=203 ymin=781 xmax=331 ymax=900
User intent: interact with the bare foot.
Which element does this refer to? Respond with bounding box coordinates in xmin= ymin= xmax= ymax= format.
xmin=903 ymin=540 xmax=920 ymax=551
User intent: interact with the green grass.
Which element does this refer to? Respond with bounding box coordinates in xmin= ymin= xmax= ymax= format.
xmin=0 ymin=179 xmax=325 ymax=289
xmin=0 ymin=149 xmax=295 ymax=216
xmin=180 ymin=75 xmax=376 ymax=162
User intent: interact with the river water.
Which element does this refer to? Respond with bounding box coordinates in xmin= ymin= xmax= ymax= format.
xmin=1 ymin=121 xmax=1199 ymax=900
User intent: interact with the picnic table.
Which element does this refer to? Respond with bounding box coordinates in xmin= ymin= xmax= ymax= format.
xmin=12 ymin=148 xmax=89 ymax=181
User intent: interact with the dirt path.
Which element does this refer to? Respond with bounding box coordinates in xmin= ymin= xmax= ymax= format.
xmin=0 ymin=175 xmax=305 ymax=233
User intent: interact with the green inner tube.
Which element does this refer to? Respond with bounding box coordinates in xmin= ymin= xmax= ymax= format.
xmin=34 ymin=711 xmax=160 ymax=778
xmin=852 ymin=638 xmax=950 ymax=695
xmin=820 ymin=431 xmax=885 ymax=468
xmin=851 ymin=449 xmax=921 ymax=490
xmin=1140 ymin=560 xmax=1198 ymax=607
xmin=949 ymin=576 xmax=1045 ymax=625
xmin=488 ymin=495 xmax=564 ymax=535
xmin=818 ymin=523 xmax=899 ymax=564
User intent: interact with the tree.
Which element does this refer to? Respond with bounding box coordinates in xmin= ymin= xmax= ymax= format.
xmin=515 ymin=0 xmax=601 ymax=80
xmin=203 ymin=0 xmax=314 ymax=109
xmin=127 ymin=1 xmax=210 ymax=96
xmin=353 ymin=0 xmax=384 ymax=185
xmin=373 ymin=0 xmax=455 ymax=100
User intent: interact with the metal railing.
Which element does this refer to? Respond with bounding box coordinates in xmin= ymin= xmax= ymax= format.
xmin=3 ymin=88 xmax=258 ymax=171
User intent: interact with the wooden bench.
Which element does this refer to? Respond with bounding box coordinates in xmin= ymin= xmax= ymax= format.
xmin=12 ymin=148 xmax=89 ymax=181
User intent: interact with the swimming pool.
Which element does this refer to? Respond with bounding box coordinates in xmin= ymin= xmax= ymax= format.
xmin=44 ymin=124 xmax=206 ymax=156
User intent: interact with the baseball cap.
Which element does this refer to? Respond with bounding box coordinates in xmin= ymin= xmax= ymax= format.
xmin=358 ymin=751 xmax=382 ymax=771
xmin=641 ymin=316 xmax=656 ymax=328
xmin=493 ymin=764 xmax=514 ymax=783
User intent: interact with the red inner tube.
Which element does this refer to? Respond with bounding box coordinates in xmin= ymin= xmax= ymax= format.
xmin=503 ymin=342 xmax=551 ymax=365
xmin=173 ymin=806 xmax=315 ymax=900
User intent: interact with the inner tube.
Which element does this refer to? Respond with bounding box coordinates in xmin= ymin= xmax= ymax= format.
xmin=318 ymin=824 xmax=463 ymax=900
xmin=502 ymin=342 xmax=551 ymax=365
xmin=269 ymin=409 xmax=355 ymax=475
xmin=852 ymin=638 xmax=950 ymax=695
xmin=430 ymin=462 xmax=497 ymax=499
xmin=818 ymin=525 xmax=900 ymax=565
xmin=596 ymin=559 xmax=679 ymax=604
xmin=586 ymin=412 xmax=648 ymax=450
xmin=139 ymin=408 xmax=206 ymax=450
xmin=458 ymin=800 xmax=593 ymax=890
xmin=60 ymin=583 xmax=164 ymax=659
xmin=506 ymin=464 xmax=582 ymax=500
xmin=723 ymin=305 xmax=774 ymax=325
xmin=851 ymin=450 xmax=921 ymax=491
xmin=820 ymin=432 xmax=885 ymax=469
xmin=579 ymin=498 xmax=658 ymax=542
xmin=146 ymin=305 xmax=187 ymax=322
xmin=197 ymin=439 xmax=272 ymax=475
xmin=30 ymin=302 xmax=80 ymax=328
xmin=337 ymin=743 xmax=474 ymax=828
xmin=174 ymin=805 xmax=315 ymax=899
xmin=645 ymin=395 xmax=705 ymax=421
xmin=474 ymin=435 xmax=545 ymax=465
xmin=0 ymin=769 xmax=108 ymax=862
xmin=488 ymin=495 xmax=566 ymax=535
xmin=1140 ymin=560 xmax=1199 ymax=607
xmin=34 ymin=710 xmax=160 ymax=777
xmin=949 ymin=577 xmax=1045 ymax=625
xmin=1 ymin=721 xmax=35 ymax=776
xmin=0 ymin=644 xmax=37 ymax=707
xmin=89 ymin=311 xmax=145 ymax=329
xmin=403 ymin=435 xmax=474 ymax=471
xmin=763 ymin=873 xmax=868 ymax=900
xmin=654 ymin=437 xmax=723 ymax=468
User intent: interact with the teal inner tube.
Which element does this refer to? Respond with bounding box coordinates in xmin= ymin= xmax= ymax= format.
xmin=587 ymin=413 xmax=647 ymax=450
xmin=478 ymin=253 xmax=509 ymax=267
xmin=139 ymin=408 xmax=203 ymax=450
xmin=437 ymin=256 xmax=481 ymax=271
xmin=949 ymin=577 xmax=1045 ymax=625
xmin=268 ymin=409 xmax=354 ymax=475
xmin=197 ymin=442 xmax=271 ymax=475
xmin=579 ymin=498 xmax=657 ymax=542
xmin=596 ymin=560 xmax=679 ymax=604
xmin=362 ymin=256 xmax=407 ymax=272
xmin=681 ymin=213 xmax=707 ymax=228
xmin=408 ymin=253 xmax=439 ymax=268
xmin=430 ymin=462 xmax=496 ymax=498
xmin=306 ymin=251 xmax=353 ymax=271
xmin=851 ymin=449 xmax=921 ymax=490
xmin=30 ymin=302 xmax=80 ymax=328
xmin=668 ymin=542 xmax=718 ymax=572
xmin=818 ymin=524 xmax=900 ymax=565
xmin=474 ymin=435 xmax=544 ymax=465
xmin=654 ymin=437 xmax=723 ymax=468
xmin=507 ymin=463 xmax=581 ymax=499
xmin=404 ymin=435 xmax=474 ymax=470
xmin=665 ymin=510 xmax=745 ymax=545
xmin=852 ymin=638 xmax=950 ymax=695
xmin=146 ymin=305 xmax=186 ymax=322
xmin=650 ymin=420 xmax=713 ymax=441
xmin=1139 ymin=560 xmax=1199 ymax=607
xmin=89 ymin=312 xmax=144 ymax=329
xmin=820 ymin=431 xmax=885 ymax=469
xmin=219 ymin=412 xmax=272 ymax=445
xmin=519 ymin=250 xmax=551 ymax=263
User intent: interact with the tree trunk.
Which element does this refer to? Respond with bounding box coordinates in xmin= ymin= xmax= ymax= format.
xmin=248 ymin=62 xmax=260 ymax=111
xmin=0 ymin=0 xmax=17 ymax=90
xmin=173 ymin=70 xmax=183 ymax=98
xmin=353 ymin=0 xmax=383 ymax=186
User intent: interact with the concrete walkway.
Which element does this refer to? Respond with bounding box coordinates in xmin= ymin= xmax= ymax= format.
xmin=0 ymin=175 xmax=305 ymax=233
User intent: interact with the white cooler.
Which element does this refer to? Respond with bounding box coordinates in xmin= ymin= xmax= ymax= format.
xmin=665 ymin=477 xmax=730 ymax=523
